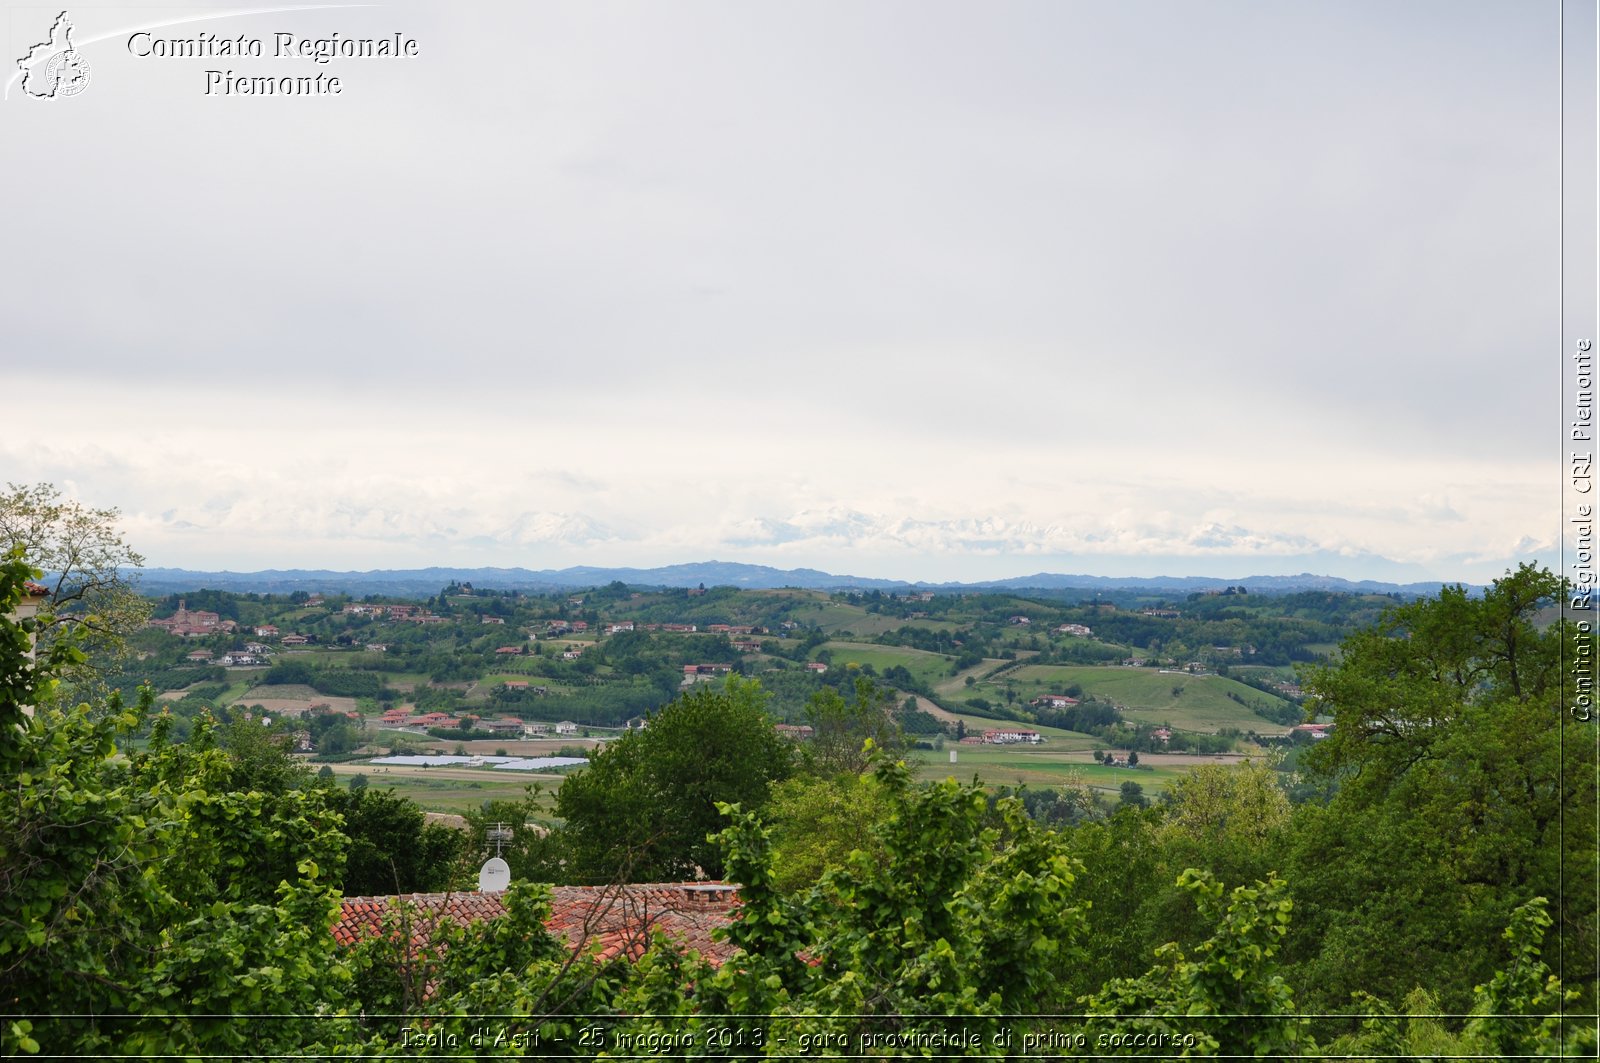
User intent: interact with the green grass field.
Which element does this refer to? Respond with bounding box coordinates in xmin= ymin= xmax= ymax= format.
xmin=218 ymin=677 xmax=261 ymax=703
xmin=911 ymin=707 xmax=1100 ymax=748
xmin=319 ymin=763 xmax=562 ymax=817
xmin=792 ymin=605 xmax=909 ymax=637
xmin=931 ymin=659 xmax=1006 ymax=699
xmin=911 ymin=744 xmax=1195 ymax=794
xmin=1000 ymin=665 xmax=1297 ymax=733
xmin=820 ymin=641 xmax=956 ymax=690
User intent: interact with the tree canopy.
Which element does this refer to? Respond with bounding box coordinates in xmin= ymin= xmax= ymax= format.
xmin=551 ymin=676 xmax=794 ymax=883
xmin=0 ymin=483 xmax=148 ymax=694
xmin=1286 ymin=563 xmax=1596 ymax=1014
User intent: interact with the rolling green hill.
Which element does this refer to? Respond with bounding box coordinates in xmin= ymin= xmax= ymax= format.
xmin=1002 ymin=664 xmax=1301 ymax=733
xmin=817 ymin=641 xmax=956 ymax=689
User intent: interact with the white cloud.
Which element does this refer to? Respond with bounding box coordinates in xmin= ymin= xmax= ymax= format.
xmin=0 ymin=1 xmax=1562 ymax=585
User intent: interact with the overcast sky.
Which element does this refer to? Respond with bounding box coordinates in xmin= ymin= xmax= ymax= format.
xmin=0 ymin=1 xmax=1567 ymax=583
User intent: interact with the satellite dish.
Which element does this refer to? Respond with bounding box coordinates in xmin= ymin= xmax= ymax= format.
xmin=478 ymin=856 xmax=510 ymax=892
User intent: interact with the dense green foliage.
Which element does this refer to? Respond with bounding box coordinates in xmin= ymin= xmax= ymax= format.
xmin=327 ymin=786 xmax=465 ymax=896
xmin=0 ymin=483 xmax=151 ymax=700
xmin=1284 ymin=564 xmax=1597 ymax=1018
xmin=263 ymin=660 xmax=387 ymax=698
xmin=550 ymin=676 xmax=795 ymax=883
xmin=4 ymin=552 xmax=1595 ymax=1058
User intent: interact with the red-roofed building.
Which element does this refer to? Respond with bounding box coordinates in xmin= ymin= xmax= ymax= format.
xmin=682 ymin=663 xmax=733 ymax=683
xmin=147 ymin=599 xmax=230 ymax=637
xmin=331 ymin=884 xmax=742 ymax=965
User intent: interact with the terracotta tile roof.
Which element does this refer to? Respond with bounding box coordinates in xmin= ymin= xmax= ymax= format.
xmin=332 ymin=883 xmax=741 ymax=965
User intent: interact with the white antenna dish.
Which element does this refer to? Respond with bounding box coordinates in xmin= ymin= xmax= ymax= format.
xmin=478 ymin=857 xmax=510 ymax=892
xmin=478 ymin=821 xmax=513 ymax=891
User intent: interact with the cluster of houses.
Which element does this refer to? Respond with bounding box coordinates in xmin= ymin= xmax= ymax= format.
xmin=340 ymin=603 xmax=445 ymax=623
xmin=184 ymin=647 xmax=268 ymax=666
xmin=1007 ymin=616 xmax=1098 ymax=636
xmin=375 ymin=706 xmax=579 ymax=738
xmin=597 ymin=621 xmax=766 ymax=638
xmin=147 ymin=600 xmax=236 ymax=637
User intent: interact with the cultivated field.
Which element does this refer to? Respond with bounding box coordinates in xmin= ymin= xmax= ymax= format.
xmin=313 ymin=761 xmax=564 ymax=818
xmin=1003 ymin=665 xmax=1298 ymax=733
xmin=819 ymin=641 xmax=956 ymax=690
xmin=912 ymin=746 xmax=1247 ymax=794
xmin=788 ymin=602 xmax=955 ymax=638
xmin=231 ymin=686 xmax=363 ymax=717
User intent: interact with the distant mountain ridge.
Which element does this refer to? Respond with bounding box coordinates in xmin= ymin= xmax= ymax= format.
xmin=132 ymin=561 xmax=1470 ymax=598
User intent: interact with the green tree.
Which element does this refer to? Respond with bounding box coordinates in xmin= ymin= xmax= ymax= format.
xmin=763 ymin=772 xmax=891 ymax=894
xmin=1286 ymin=564 xmax=1597 ymax=1016
xmin=327 ymin=785 xmax=466 ymax=896
xmin=0 ymin=483 xmax=150 ymax=696
xmin=802 ymin=676 xmax=905 ymax=778
xmin=609 ymin=753 xmax=1088 ymax=1053
xmin=1083 ymin=870 xmax=1308 ymax=1057
xmin=552 ymin=676 xmax=793 ymax=882
xmin=2 ymin=705 xmax=352 ymax=1055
